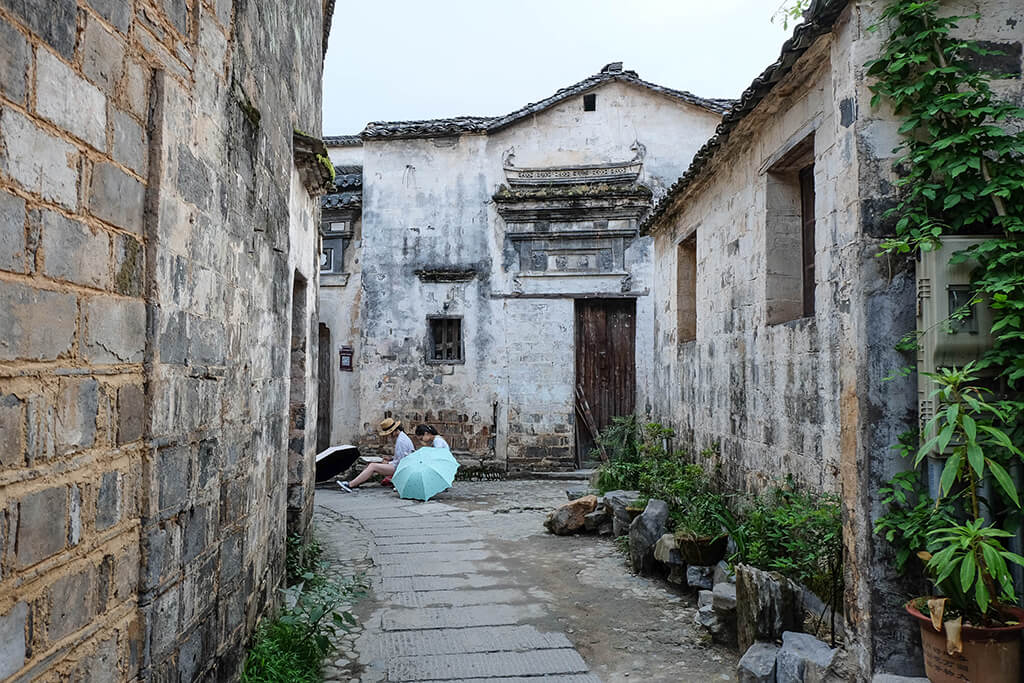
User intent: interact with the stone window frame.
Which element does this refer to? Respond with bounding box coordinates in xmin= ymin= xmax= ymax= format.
xmin=764 ymin=132 xmax=817 ymax=325
xmin=425 ymin=315 xmax=465 ymax=365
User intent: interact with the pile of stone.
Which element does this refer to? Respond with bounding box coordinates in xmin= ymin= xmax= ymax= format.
xmin=543 ymin=488 xmax=643 ymax=536
xmin=737 ymin=631 xmax=852 ymax=683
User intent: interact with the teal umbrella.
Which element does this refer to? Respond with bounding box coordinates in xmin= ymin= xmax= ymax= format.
xmin=392 ymin=447 xmax=459 ymax=501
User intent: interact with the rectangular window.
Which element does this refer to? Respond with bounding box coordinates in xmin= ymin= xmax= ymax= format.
xmin=765 ymin=134 xmax=815 ymax=324
xmin=427 ymin=317 xmax=463 ymax=363
xmin=677 ymin=236 xmax=697 ymax=343
xmin=583 ymin=93 xmax=596 ymax=111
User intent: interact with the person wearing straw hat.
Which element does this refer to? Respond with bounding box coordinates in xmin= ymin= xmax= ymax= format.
xmin=337 ymin=418 xmax=413 ymax=492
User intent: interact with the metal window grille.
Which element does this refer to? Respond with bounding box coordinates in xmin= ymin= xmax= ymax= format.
xmin=429 ymin=318 xmax=462 ymax=362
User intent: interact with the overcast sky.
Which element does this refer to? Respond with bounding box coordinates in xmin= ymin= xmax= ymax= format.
xmin=322 ymin=0 xmax=795 ymax=135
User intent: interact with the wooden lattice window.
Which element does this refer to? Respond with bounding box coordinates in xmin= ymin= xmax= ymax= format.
xmin=427 ymin=317 xmax=463 ymax=363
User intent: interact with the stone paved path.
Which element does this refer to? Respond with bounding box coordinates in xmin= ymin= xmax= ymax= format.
xmin=315 ymin=480 xmax=736 ymax=683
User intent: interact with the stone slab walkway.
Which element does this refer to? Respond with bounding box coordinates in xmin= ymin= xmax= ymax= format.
xmin=315 ymin=480 xmax=736 ymax=683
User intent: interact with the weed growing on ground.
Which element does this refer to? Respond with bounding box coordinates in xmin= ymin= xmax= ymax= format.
xmin=242 ymin=532 xmax=366 ymax=683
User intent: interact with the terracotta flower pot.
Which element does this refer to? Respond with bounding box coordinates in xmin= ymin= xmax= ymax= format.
xmin=674 ymin=533 xmax=727 ymax=566
xmin=906 ymin=602 xmax=1024 ymax=683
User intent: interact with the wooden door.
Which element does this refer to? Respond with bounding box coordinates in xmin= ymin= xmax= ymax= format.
xmin=575 ymin=299 xmax=636 ymax=467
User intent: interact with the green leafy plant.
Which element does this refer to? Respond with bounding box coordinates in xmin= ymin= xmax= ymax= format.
xmin=874 ymin=470 xmax=959 ymax=573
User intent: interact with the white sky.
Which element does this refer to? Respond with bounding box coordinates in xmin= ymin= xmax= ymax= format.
xmin=322 ymin=0 xmax=795 ymax=135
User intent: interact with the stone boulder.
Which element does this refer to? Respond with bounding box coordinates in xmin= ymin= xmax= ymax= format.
xmin=714 ymin=559 xmax=734 ymax=585
xmin=687 ymin=565 xmax=714 ymax=591
xmin=628 ymin=499 xmax=668 ymax=574
xmin=544 ymin=495 xmax=598 ymax=535
xmin=695 ymin=582 xmax=737 ymax=646
xmin=735 ymin=563 xmax=805 ymax=654
xmin=583 ymin=507 xmax=609 ymax=533
xmin=603 ymin=490 xmax=642 ymax=536
xmin=776 ymin=631 xmax=836 ymax=683
xmin=737 ymin=641 xmax=780 ymax=683
xmin=654 ymin=533 xmax=686 ymax=584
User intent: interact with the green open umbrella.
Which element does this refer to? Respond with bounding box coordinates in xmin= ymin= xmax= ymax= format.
xmin=392 ymin=446 xmax=459 ymax=501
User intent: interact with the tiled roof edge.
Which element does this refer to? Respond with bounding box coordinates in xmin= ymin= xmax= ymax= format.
xmin=640 ymin=0 xmax=851 ymax=234
xmin=324 ymin=134 xmax=363 ymax=146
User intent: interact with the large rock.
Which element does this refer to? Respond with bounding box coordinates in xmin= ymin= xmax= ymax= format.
xmin=736 ymin=563 xmax=806 ymax=654
xmin=603 ymin=489 xmax=642 ymax=536
xmin=654 ymin=533 xmax=686 ymax=584
xmin=687 ymin=565 xmax=714 ymax=590
xmin=544 ymin=494 xmax=598 ymax=535
xmin=738 ymin=641 xmax=780 ymax=683
xmin=628 ymin=499 xmax=669 ymax=574
xmin=776 ymin=631 xmax=836 ymax=683
xmin=696 ymin=582 xmax=737 ymax=646
xmin=583 ymin=507 xmax=609 ymax=532
xmin=714 ymin=559 xmax=735 ymax=585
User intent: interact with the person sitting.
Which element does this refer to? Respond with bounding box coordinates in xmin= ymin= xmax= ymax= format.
xmin=337 ymin=418 xmax=413 ymax=492
xmin=414 ymin=424 xmax=450 ymax=450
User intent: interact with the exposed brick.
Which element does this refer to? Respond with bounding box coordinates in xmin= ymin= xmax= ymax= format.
xmin=81 ymin=16 xmax=126 ymax=94
xmin=0 ymin=282 xmax=77 ymax=362
xmin=96 ymin=471 xmax=121 ymax=530
xmin=35 ymin=48 xmax=107 ymax=150
xmin=55 ymin=378 xmax=99 ymax=455
xmin=0 ymin=188 xmax=26 ymax=273
xmin=88 ymin=162 xmax=145 ymax=234
xmin=16 ymin=487 xmax=67 ymax=567
xmin=0 ymin=108 xmax=79 ymax=209
xmin=0 ymin=0 xmax=77 ymax=59
xmin=0 ymin=395 xmax=25 ymax=468
xmin=47 ymin=566 xmax=95 ymax=641
xmin=83 ymin=296 xmax=146 ymax=363
xmin=117 ymin=383 xmax=144 ymax=444
xmin=0 ymin=17 xmax=28 ymax=104
xmin=0 ymin=601 xmax=27 ymax=679
xmin=111 ymin=108 xmax=147 ymax=175
xmin=41 ymin=211 xmax=111 ymax=289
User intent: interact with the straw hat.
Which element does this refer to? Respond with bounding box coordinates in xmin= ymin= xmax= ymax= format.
xmin=377 ymin=418 xmax=401 ymax=436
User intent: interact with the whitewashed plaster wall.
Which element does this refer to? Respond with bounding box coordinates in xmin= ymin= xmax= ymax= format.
xmin=355 ymin=80 xmax=721 ymax=467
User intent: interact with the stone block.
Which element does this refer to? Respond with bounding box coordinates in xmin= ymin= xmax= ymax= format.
xmin=776 ymin=631 xmax=836 ymax=683
xmin=56 ymin=378 xmax=99 ymax=455
xmin=48 ymin=565 xmax=96 ymax=641
xmin=0 ymin=108 xmax=79 ymax=208
xmin=96 ymin=470 xmax=121 ymax=530
xmin=25 ymin=391 xmax=55 ymax=462
xmin=0 ymin=17 xmax=28 ymax=105
xmin=157 ymin=446 xmax=191 ymax=515
xmin=111 ymin=108 xmax=146 ymax=174
xmin=695 ymin=603 xmax=735 ymax=646
xmin=41 ymin=211 xmax=110 ymax=288
xmin=113 ymin=234 xmax=144 ymax=296
xmin=0 ymin=601 xmax=27 ymax=679
xmin=86 ymin=0 xmax=132 ymax=32
xmin=117 ymin=383 xmax=144 ymax=444
xmin=75 ymin=636 xmax=118 ymax=683
xmin=148 ymin=585 xmax=180 ymax=657
xmin=602 ymin=489 xmax=642 ymax=537
xmin=84 ymin=296 xmax=146 ymax=363
xmin=35 ymin=47 xmax=107 ymax=150
xmin=544 ymin=494 xmax=597 ymax=535
xmin=712 ymin=582 xmax=737 ymax=611
xmin=0 ymin=282 xmax=77 ymax=361
xmin=177 ymin=144 xmax=213 ymax=210
xmin=89 ymin=162 xmax=145 ymax=234
xmin=69 ymin=483 xmax=82 ymax=545
xmin=629 ymin=499 xmax=668 ymax=574
xmin=687 ymin=565 xmax=715 ymax=590
xmin=0 ymin=395 xmax=24 ymax=467
xmin=0 ymin=0 xmax=77 ymax=58
xmin=697 ymin=589 xmax=713 ymax=609
xmin=736 ymin=563 xmax=806 ymax=654
xmin=81 ymin=16 xmax=125 ymax=94
xmin=120 ymin=59 xmax=150 ymax=120
xmin=0 ymin=188 xmax=27 ymax=272
xmin=738 ymin=641 xmax=780 ymax=683
xmin=714 ymin=559 xmax=735 ymax=585
xmin=16 ymin=486 xmax=67 ymax=567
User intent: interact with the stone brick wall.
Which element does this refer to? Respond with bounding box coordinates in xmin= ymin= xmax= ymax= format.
xmin=0 ymin=0 xmax=325 ymax=680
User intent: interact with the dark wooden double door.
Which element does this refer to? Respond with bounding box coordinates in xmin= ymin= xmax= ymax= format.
xmin=574 ymin=299 xmax=636 ymax=467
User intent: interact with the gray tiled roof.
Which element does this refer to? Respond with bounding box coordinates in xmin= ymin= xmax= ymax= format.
xmin=324 ymin=135 xmax=363 ymax=147
xmin=322 ymin=165 xmax=362 ymax=210
xmin=641 ymin=0 xmax=850 ymax=233
xmin=356 ymin=64 xmax=733 ymax=141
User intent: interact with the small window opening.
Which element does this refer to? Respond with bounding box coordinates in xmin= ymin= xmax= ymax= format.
xmin=583 ymin=94 xmax=597 ymax=112
xmin=677 ymin=236 xmax=697 ymax=343
xmin=427 ymin=317 xmax=463 ymax=363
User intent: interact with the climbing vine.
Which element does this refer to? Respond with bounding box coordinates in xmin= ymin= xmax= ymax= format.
xmin=866 ymin=0 xmax=1024 ymax=383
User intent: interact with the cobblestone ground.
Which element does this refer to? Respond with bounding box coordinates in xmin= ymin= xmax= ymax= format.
xmin=314 ymin=480 xmax=737 ymax=682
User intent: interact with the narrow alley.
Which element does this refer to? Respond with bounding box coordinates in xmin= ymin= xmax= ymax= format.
xmin=314 ymin=480 xmax=737 ymax=682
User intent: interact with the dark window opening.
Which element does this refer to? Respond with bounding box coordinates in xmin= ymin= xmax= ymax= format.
xmin=799 ymin=164 xmax=816 ymax=317
xmin=427 ymin=317 xmax=463 ymax=363
xmin=677 ymin=236 xmax=697 ymax=343
xmin=583 ymin=94 xmax=596 ymax=112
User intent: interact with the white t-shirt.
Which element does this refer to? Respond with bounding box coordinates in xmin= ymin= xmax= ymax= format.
xmin=393 ymin=431 xmax=414 ymax=466
xmin=432 ymin=435 xmax=450 ymax=450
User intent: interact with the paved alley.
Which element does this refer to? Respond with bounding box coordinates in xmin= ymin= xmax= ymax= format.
xmin=314 ymin=480 xmax=737 ymax=683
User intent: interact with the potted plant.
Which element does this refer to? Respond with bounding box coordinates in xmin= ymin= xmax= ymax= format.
xmin=879 ymin=364 xmax=1024 ymax=683
xmin=672 ymin=486 xmax=728 ymax=566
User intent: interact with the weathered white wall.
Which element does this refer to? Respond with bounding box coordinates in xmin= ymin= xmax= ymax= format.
xmin=352 ymin=79 xmax=721 ymax=468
